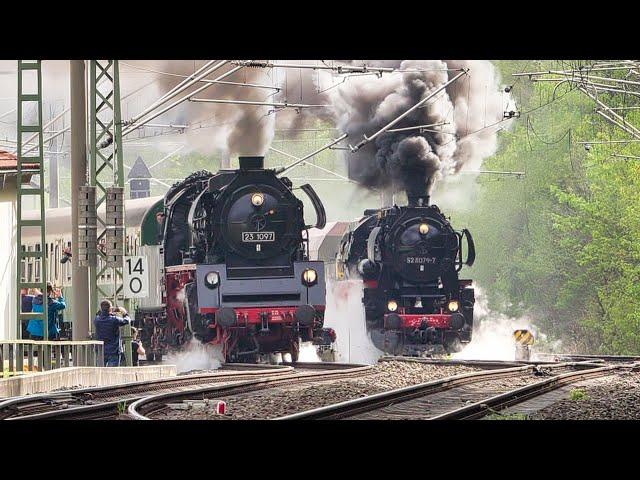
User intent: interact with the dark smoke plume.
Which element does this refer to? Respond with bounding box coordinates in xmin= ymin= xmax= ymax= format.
xmin=318 ymin=60 xmax=504 ymax=198
xmin=125 ymin=60 xmax=504 ymax=196
xmin=142 ymin=60 xmax=276 ymax=157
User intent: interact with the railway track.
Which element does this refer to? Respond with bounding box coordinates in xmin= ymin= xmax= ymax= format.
xmin=128 ymin=359 xmax=545 ymax=420
xmin=128 ymin=362 xmax=374 ymax=420
xmin=1 ymin=362 xmax=371 ymax=420
xmin=0 ymin=363 xmax=321 ymax=420
xmin=535 ymin=353 xmax=640 ymax=363
xmin=276 ymin=361 xmax=630 ymax=420
xmin=378 ymin=355 xmax=560 ymax=368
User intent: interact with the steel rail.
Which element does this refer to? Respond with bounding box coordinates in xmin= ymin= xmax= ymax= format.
xmin=535 ymin=352 xmax=640 ymax=363
xmin=275 ymin=362 xmax=591 ymax=420
xmin=128 ymin=363 xmax=373 ymax=420
xmin=377 ymin=356 xmax=561 ymax=368
xmin=431 ymin=363 xmax=630 ymax=420
xmin=0 ymin=364 xmax=293 ymax=420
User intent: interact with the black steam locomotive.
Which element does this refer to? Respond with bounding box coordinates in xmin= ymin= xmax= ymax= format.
xmin=336 ymin=189 xmax=476 ymax=356
xmin=139 ymin=156 xmax=334 ymax=362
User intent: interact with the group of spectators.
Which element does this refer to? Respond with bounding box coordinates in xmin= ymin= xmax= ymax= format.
xmin=21 ymin=283 xmax=146 ymax=367
xmin=22 ymin=282 xmax=66 ymax=340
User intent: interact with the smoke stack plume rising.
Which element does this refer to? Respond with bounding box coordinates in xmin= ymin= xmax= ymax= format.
xmin=318 ymin=60 xmax=505 ymax=198
xmin=123 ymin=60 xmax=504 ymax=192
xmin=148 ymin=60 xmax=276 ymax=157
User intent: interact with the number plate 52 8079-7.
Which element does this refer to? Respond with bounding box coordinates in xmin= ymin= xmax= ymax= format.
xmin=242 ymin=231 xmax=275 ymax=242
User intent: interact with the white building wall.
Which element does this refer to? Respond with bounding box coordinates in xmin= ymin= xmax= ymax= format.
xmin=0 ymin=179 xmax=17 ymax=340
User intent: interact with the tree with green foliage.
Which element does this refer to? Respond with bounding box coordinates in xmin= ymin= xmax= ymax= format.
xmin=462 ymin=60 xmax=640 ymax=354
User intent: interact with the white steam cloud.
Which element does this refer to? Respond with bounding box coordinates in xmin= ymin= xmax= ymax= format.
xmin=323 ymin=279 xmax=384 ymax=364
xmin=164 ymin=338 xmax=224 ymax=373
xmin=453 ymin=286 xmax=561 ymax=361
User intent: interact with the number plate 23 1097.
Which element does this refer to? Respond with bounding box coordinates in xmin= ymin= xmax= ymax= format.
xmin=242 ymin=231 xmax=275 ymax=242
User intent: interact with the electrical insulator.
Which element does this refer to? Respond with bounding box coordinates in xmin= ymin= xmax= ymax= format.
xmin=106 ymin=186 xmax=125 ymax=268
xmin=78 ymin=185 xmax=97 ymax=267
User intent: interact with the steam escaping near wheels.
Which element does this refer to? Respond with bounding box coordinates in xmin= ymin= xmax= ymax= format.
xmin=164 ymin=338 xmax=224 ymax=374
xmin=451 ymin=287 xmax=559 ymax=362
xmin=323 ymin=279 xmax=384 ymax=364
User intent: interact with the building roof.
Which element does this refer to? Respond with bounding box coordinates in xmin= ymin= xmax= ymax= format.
xmin=127 ymin=156 xmax=152 ymax=180
xmin=0 ymin=150 xmax=18 ymax=170
xmin=0 ymin=150 xmax=40 ymax=189
xmin=0 ymin=150 xmax=40 ymax=172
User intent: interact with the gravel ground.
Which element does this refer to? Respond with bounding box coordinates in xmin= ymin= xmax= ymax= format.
xmin=154 ymin=361 xmax=483 ymax=420
xmin=529 ymin=371 xmax=640 ymax=420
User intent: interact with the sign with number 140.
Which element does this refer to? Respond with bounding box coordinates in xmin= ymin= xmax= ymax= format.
xmin=124 ymin=256 xmax=149 ymax=298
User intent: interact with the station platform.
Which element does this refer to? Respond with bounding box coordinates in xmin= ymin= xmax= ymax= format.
xmin=0 ymin=365 xmax=177 ymax=398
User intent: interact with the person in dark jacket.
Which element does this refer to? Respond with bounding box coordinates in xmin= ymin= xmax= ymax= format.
xmin=27 ymin=283 xmax=65 ymax=340
xmin=93 ymin=300 xmax=131 ymax=367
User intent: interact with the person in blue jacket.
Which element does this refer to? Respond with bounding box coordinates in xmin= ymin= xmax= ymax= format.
xmin=27 ymin=283 xmax=65 ymax=340
xmin=94 ymin=300 xmax=131 ymax=367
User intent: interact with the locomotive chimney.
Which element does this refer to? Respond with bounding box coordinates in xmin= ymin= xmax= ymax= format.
xmin=239 ymin=156 xmax=264 ymax=170
xmin=407 ymin=192 xmax=429 ymax=207
xmin=405 ymin=177 xmax=429 ymax=207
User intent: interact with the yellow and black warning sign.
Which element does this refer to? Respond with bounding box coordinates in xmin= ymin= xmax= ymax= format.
xmin=513 ymin=329 xmax=535 ymax=345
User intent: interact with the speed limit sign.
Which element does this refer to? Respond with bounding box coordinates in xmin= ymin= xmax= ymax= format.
xmin=124 ymin=256 xmax=149 ymax=298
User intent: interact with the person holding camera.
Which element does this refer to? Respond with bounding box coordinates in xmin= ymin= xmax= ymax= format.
xmin=93 ymin=300 xmax=131 ymax=367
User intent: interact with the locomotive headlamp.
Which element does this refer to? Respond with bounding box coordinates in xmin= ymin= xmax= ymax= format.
xmin=205 ymin=271 xmax=220 ymax=289
xmin=419 ymin=223 xmax=430 ymax=235
xmin=448 ymin=300 xmax=459 ymax=312
xmin=387 ymin=300 xmax=398 ymax=312
xmin=302 ymin=268 xmax=318 ymax=286
xmin=251 ymin=193 xmax=265 ymax=207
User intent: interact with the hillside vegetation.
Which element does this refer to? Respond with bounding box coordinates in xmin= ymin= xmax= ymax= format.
xmin=458 ymin=60 xmax=640 ymax=354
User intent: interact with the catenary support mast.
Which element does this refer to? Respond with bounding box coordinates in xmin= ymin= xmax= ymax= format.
xmin=70 ymin=60 xmax=90 ymax=340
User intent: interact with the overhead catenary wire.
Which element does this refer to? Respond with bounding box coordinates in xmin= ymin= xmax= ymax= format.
xmin=275 ymin=134 xmax=349 ymax=175
xmin=122 ymin=60 xmax=228 ymax=131
xmin=11 ymin=107 xmax=69 ymax=154
xmin=189 ymin=98 xmax=330 ymax=109
xmin=147 ymin=145 xmax=185 ymax=170
xmin=385 ymin=122 xmax=449 ymax=134
xmin=349 ymin=70 xmax=468 ymax=151
xmin=269 ymin=146 xmax=357 ymax=184
xmin=515 ymin=61 xmax=640 ymax=142
xmin=120 ymin=61 xmax=280 ymax=91
xmin=122 ymin=64 xmax=244 ymax=137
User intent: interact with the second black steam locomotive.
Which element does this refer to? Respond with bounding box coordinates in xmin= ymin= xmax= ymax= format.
xmin=137 ymin=156 xmax=335 ymax=362
xmin=336 ymin=188 xmax=476 ymax=356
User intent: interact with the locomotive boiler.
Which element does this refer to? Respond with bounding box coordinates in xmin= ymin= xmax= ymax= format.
xmin=336 ymin=188 xmax=476 ymax=356
xmin=137 ymin=156 xmax=334 ymax=363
